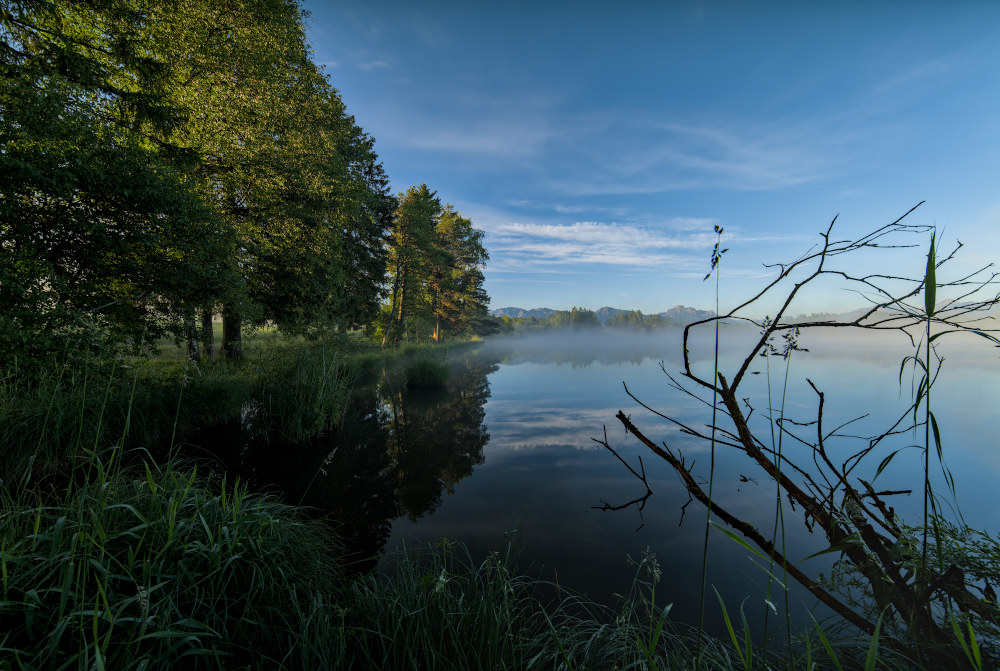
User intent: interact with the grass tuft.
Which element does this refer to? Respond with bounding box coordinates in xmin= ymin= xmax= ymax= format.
xmin=0 ymin=448 xmax=347 ymax=669
xmin=403 ymin=357 xmax=449 ymax=389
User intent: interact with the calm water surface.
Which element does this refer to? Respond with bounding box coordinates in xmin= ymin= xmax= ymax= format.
xmin=230 ymin=330 xmax=1000 ymax=637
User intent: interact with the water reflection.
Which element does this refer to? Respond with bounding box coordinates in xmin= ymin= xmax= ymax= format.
xmin=203 ymin=348 xmax=498 ymax=571
xmin=482 ymin=331 xmax=686 ymax=368
xmin=382 ymin=331 xmax=1000 ymax=640
xmin=189 ymin=330 xmax=1000 ymax=639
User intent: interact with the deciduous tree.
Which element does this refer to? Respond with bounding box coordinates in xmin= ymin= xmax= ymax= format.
xmin=0 ymin=0 xmax=228 ymax=361
xmin=382 ymin=185 xmax=441 ymax=346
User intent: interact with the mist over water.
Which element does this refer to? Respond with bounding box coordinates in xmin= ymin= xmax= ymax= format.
xmin=380 ymin=328 xmax=1000 ymax=639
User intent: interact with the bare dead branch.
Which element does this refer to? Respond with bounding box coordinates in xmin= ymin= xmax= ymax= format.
xmin=614 ymin=410 xmax=877 ymax=635
xmin=596 ymin=208 xmax=1000 ymax=660
xmin=591 ymin=426 xmax=653 ymax=530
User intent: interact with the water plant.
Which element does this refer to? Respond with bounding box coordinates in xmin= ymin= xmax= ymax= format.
xmin=343 ymin=538 xmax=738 ymax=670
xmin=253 ymin=341 xmax=352 ymax=441
xmin=697 ymin=223 xmax=727 ymax=667
xmin=403 ymin=357 xmax=450 ymax=389
xmin=0 ymin=339 xmax=354 ymax=487
xmin=596 ymin=203 xmax=1000 ymax=666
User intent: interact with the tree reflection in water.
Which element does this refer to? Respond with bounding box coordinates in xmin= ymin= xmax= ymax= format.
xmin=215 ymin=348 xmax=498 ymax=572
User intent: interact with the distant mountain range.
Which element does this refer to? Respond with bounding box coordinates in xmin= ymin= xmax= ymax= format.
xmin=492 ymin=305 xmax=1000 ymax=327
xmin=490 ymin=305 xmax=716 ymax=325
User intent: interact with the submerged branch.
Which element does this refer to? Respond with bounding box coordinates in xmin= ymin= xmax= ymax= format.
xmin=613 ymin=410 xmax=876 ymax=636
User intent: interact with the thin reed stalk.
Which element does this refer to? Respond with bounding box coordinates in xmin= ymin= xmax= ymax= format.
xmin=697 ymin=224 xmax=727 ymax=667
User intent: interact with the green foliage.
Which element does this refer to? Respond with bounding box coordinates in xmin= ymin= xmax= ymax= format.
xmin=499 ymin=307 xmax=673 ymax=333
xmin=820 ymin=515 xmax=1000 ymax=662
xmin=344 ymin=350 xmax=390 ymax=380
xmin=404 ymin=357 xmax=450 ymax=389
xmin=0 ymin=449 xmax=347 ymax=669
xmin=0 ymin=343 xmax=352 ymax=483
xmin=0 ymin=358 xmax=251 ymax=482
xmin=152 ymin=0 xmax=396 ymax=346
xmin=343 ymin=540 xmax=737 ymax=671
xmin=1 ymin=1 xmax=229 ymax=361
xmin=254 ymin=343 xmax=352 ymax=441
xmin=430 ymin=205 xmax=492 ymax=339
xmin=1 ymin=0 xmax=396 ymax=363
xmin=382 ymin=187 xmax=492 ymax=346
xmin=548 ymin=307 xmax=602 ymax=329
xmin=346 ymin=538 xmax=537 ymax=670
xmin=606 ymin=309 xmax=669 ymax=330
xmin=383 ymin=184 xmax=443 ymax=346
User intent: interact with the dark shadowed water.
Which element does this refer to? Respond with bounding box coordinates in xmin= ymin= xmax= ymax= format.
xmin=214 ymin=329 xmax=1000 ymax=640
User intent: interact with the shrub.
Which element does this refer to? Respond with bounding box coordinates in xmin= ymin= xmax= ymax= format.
xmin=404 ymin=357 xmax=449 ymax=389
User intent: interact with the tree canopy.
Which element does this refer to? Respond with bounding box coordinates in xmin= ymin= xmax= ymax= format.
xmin=1 ymin=0 xmax=227 ymax=357
xmin=1 ymin=0 xmax=417 ymax=364
xmin=381 ymin=186 xmax=491 ymax=346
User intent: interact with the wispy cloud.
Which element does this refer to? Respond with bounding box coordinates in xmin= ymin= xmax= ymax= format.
xmin=664 ymin=216 xmax=718 ymax=232
xmin=358 ymin=60 xmax=391 ymax=71
xmin=399 ymin=121 xmax=552 ymax=158
xmin=483 ymin=219 xmax=809 ymax=281
xmin=545 ymin=113 xmax=844 ymax=196
xmin=487 ymin=220 xmax=719 ymax=271
xmin=495 ymin=221 xmax=716 ymax=249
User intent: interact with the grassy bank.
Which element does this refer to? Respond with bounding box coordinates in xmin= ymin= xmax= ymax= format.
xmin=0 ymin=445 xmax=745 ymax=669
xmin=0 ymin=335 xmax=361 ymax=484
xmin=0 ymin=450 xmax=346 ymax=669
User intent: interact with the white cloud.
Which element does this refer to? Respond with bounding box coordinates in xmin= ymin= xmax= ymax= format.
xmin=494 ymin=221 xmax=715 ymax=249
xmin=545 ymin=113 xmax=844 ymax=196
xmin=482 ymin=219 xmax=809 ymax=281
xmin=553 ymin=204 xmax=586 ymax=214
xmin=486 ymin=220 xmax=720 ymax=271
xmin=664 ymin=217 xmax=718 ymax=232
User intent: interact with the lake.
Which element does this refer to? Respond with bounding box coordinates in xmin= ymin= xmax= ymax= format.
xmin=227 ymin=329 xmax=1000 ymax=640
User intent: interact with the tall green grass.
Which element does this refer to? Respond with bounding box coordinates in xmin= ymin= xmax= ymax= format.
xmin=344 ymin=540 xmax=739 ymax=671
xmin=0 ymin=448 xmax=347 ymax=670
xmin=403 ymin=357 xmax=450 ymax=389
xmin=0 ymin=358 xmax=248 ymax=482
xmin=697 ymin=223 xmax=727 ymax=667
xmin=0 ymin=447 xmax=750 ymax=671
xmin=0 ymin=341 xmax=352 ymax=483
xmin=252 ymin=342 xmax=352 ymax=441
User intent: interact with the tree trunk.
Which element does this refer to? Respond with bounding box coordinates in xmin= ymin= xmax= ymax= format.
xmin=397 ymin=268 xmax=407 ymax=341
xmin=201 ymin=309 xmax=215 ymax=360
xmin=221 ymin=306 xmax=243 ymax=361
xmin=382 ymin=267 xmax=402 ymax=348
xmin=432 ymin=287 xmax=442 ymax=343
xmin=185 ymin=309 xmax=200 ymax=362
xmin=384 ymin=264 xmax=408 ymax=347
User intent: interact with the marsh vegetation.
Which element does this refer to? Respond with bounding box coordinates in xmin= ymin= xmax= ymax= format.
xmin=4 ymin=0 xmax=1000 ymax=666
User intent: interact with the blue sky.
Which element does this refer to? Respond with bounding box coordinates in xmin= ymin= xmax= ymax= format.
xmin=303 ymin=1 xmax=1000 ymax=315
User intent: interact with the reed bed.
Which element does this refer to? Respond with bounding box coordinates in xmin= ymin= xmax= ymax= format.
xmin=0 ymin=449 xmax=347 ymax=670
xmin=0 ymin=342 xmax=351 ymax=483
xmin=403 ymin=357 xmax=450 ymax=389
xmin=342 ymin=541 xmax=747 ymax=671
